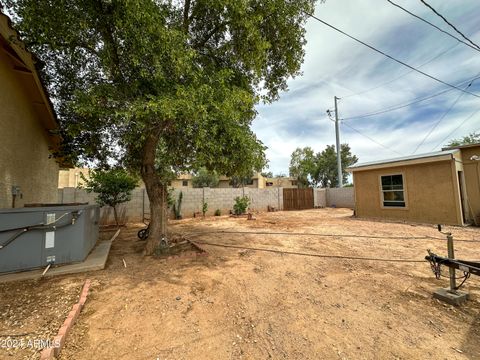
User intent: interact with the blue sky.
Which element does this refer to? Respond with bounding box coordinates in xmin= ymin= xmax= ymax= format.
xmin=253 ymin=0 xmax=480 ymax=176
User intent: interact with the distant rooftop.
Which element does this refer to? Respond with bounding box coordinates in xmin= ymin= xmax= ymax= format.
xmin=348 ymin=149 xmax=459 ymax=171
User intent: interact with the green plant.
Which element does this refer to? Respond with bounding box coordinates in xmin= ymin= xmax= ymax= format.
xmin=202 ymin=201 xmax=208 ymax=217
xmin=172 ymin=191 xmax=183 ymax=219
xmin=82 ymin=169 xmax=138 ymax=227
xmin=214 ymin=209 xmax=221 ymax=216
xmin=233 ymin=196 xmax=250 ymax=215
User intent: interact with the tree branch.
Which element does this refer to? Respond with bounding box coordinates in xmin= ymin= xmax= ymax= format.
xmin=183 ymin=0 xmax=191 ymax=33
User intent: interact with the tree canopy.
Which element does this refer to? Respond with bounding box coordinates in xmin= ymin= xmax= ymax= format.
xmin=191 ymin=167 xmax=219 ymax=188
xmin=289 ymin=144 xmax=358 ymax=188
xmin=5 ymin=0 xmax=316 ymax=253
xmin=445 ymin=132 xmax=480 ymax=148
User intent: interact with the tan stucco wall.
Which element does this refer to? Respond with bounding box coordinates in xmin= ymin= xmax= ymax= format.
xmin=352 ymin=160 xmax=462 ymax=225
xmin=459 ymin=146 xmax=480 ymax=224
xmin=0 ymin=49 xmax=59 ymax=208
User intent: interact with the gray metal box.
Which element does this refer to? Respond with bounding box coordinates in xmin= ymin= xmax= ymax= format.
xmin=0 ymin=204 xmax=99 ymax=273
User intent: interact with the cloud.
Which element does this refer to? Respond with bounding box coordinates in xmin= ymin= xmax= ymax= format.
xmin=254 ymin=0 xmax=480 ymax=174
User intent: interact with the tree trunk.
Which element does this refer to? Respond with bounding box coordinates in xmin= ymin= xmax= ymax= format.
xmin=113 ymin=205 xmax=119 ymax=228
xmin=141 ymin=132 xmax=168 ymax=255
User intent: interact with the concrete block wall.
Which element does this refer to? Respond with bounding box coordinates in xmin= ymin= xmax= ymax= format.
xmin=314 ymin=189 xmax=327 ymax=207
xmin=59 ymin=187 xmax=284 ymax=224
xmin=325 ymin=187 xmax=355 ymax=208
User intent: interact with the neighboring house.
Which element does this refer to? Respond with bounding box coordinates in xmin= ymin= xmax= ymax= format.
xmin=265 ymin=176 xmax=299 ymax=189
xmin=59 ymin=170 xmax=268 ymax=189
xmin=0 ymin=11 xmax=63 ymax=208
xmin=348 ymin=145 xmax=480 ymax=226
xmin=58 ymin=168 xmax=91 ymax=188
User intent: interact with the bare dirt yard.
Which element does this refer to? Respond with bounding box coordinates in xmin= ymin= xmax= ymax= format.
xmin=2 ymin=208 xmax=480 ymax=360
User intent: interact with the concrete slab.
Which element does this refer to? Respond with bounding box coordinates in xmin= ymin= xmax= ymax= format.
xmin=433 ymin=288 xmax=469 ymax=306
xmin=0 ymin=240 xmax=112 ymax=283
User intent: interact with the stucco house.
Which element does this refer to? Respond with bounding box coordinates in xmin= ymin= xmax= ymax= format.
xmin=348 ymin=144 xmax=480 ymax=226
xmin=0 ymin=10 xmax=62 ymax=208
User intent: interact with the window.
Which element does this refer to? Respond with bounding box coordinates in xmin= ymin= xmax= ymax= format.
xmin=381 ymin=174 xmax=405 ymax=207
xmin=182 ymin=180 xmax=188 ymax=187
xmin=266 ymin=182 xmax=273 ymax=187
xmin=291 ymin=180 xmax=298 ymax=186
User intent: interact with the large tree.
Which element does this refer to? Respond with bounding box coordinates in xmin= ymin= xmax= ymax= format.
xmin=6 ymin=0 xmax=315 ymax=254
xmin=289 ymin=147 xmax=315 ymax=187
xmin=312 ymin=144 xmax=358 ymax=188
xmin=289 ymin=144 xmax=358 ymax=188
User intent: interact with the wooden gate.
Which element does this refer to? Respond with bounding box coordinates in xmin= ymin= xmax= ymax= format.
xmin=283 ymin=188 xmax=314 ymax=211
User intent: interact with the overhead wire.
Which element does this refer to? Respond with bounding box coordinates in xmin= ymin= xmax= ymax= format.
xmin=419 ymin=0 xmax=480 ymax=51
xmin=340 ymin=75 xmax=480 ymax=121
xmin=303 ymin=11 xmax=480 ymax=99
xmin=341 ymin=43 xmax=460 ymax=100
xmin=430 ymin=107 xmax=480 ymax=151
xmin=340 ymin=121 xmax=404 ymax=156
xmin=387 ymin=0 xmax=480 ymax=53
xmin=412 ymin=77 xmax=478 ymax=154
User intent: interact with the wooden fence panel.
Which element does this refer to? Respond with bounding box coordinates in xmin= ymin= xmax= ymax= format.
xmin=283 ymin=188 xmax=314 ymax=210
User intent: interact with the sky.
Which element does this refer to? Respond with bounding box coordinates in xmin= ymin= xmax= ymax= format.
xmin=253 ymin=0 xmax=480 ymax=176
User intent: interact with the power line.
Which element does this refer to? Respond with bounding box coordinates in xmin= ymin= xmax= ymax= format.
xmin=420 ymin=0 xmax=480 ymax=51
xmin=387 ymin=0 xmax=480 ymax=53
xmin=341 ymin=121 xmax=404 ymax=156
xmin=341 ymin=43 xmax=459 ymax=100
xmin=304 ymin=12 xmax=480 ymax=99
xmin=341 ymin=75 xmax=480 ymax=121
xmin=187 ymin=230 xmax=480 ymax=243
xmin=412 ymin=77 xmax=478 ymax=154
xmin=193 ymin=241 xmax=427 ymax=263
xmin=431 ymin=107 xmax=480 ymax=151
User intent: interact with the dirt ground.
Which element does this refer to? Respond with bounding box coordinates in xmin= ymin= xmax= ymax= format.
xmin=2 ymin=209 xmax=480 ymax=360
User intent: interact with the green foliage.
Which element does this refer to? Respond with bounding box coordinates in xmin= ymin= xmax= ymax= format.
xmin=233 ymin=196 xmax=250 ymax=215
xmin=81 ymin=168 xmax=137 ymax=226
xmin=289 ymin=147 xmax=316 ymax=188
xmin=202 ymin=201 xmax=208 ymax=217
xmin=289 ymin=144 xmax=358 ymax=188
xmin=313 ymin=144 xmax=358 ymax=188
xmin=82 ymin=169 xmax=138 ymax=208
xmin=261 ymin=171 xmax=273 ymax=178
xmin=5 ymin=0 xmax=315 ymax=176
xmin=445 ymin=132 xmax=480 ymax=148
xmin=214 ymin=209 xmax=221 ymax=216
xmin=173 ymin=191 xmax=183 ymax=220
xmin=192 ymin=168 xmax=219 ymax=188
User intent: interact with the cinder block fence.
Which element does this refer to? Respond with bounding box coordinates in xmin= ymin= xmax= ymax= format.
xmin=58 ymin=186 xmax=353 ymax=225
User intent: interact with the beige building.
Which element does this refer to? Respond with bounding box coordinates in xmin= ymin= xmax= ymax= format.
xmin=0 ymin=11 xmax=62 ymax=208
xmin=58 ymin=168 xmax=91 ymax=188
xmin=348 ymin=145 xmax=480 ymax=226
xmin=265 ymin=176 xmax=299 ymax=189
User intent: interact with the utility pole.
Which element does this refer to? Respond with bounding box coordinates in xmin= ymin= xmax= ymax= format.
xmin=334 ymin=96 xmax=343 ymax=187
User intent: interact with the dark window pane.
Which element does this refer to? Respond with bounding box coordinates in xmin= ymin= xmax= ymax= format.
xmin=392 ymin=175 xmax=403 ymax=186
xmin=384 ymin=201 xmax=405 ymax=207
xmin=393 ymin=191 xmax=404 ymax=201
xmin=381 ymin=176 xmax=392 ymax=188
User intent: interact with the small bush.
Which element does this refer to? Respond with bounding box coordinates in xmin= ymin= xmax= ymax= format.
xmin=202 ymin=201 xmax=208 ymax=217
xmin=233 ymin=196 xmax=250 ymax=215
xmin=214 ymin=209 xmax=221 ymax=216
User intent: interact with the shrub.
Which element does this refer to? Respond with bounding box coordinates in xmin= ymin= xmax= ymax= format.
xmin=214 ymin=209 xmax=221 ymax=216
xmin=202 ymin=201 xmax=208 ymax=217
xmin=233 ymin=196 xmax=250 ymax=215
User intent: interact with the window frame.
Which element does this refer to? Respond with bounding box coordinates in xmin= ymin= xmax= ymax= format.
xmin=378 ymin=172 xmax=408 ymax=210
xmin=182 ymin=180 xmax=189 ymax=187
